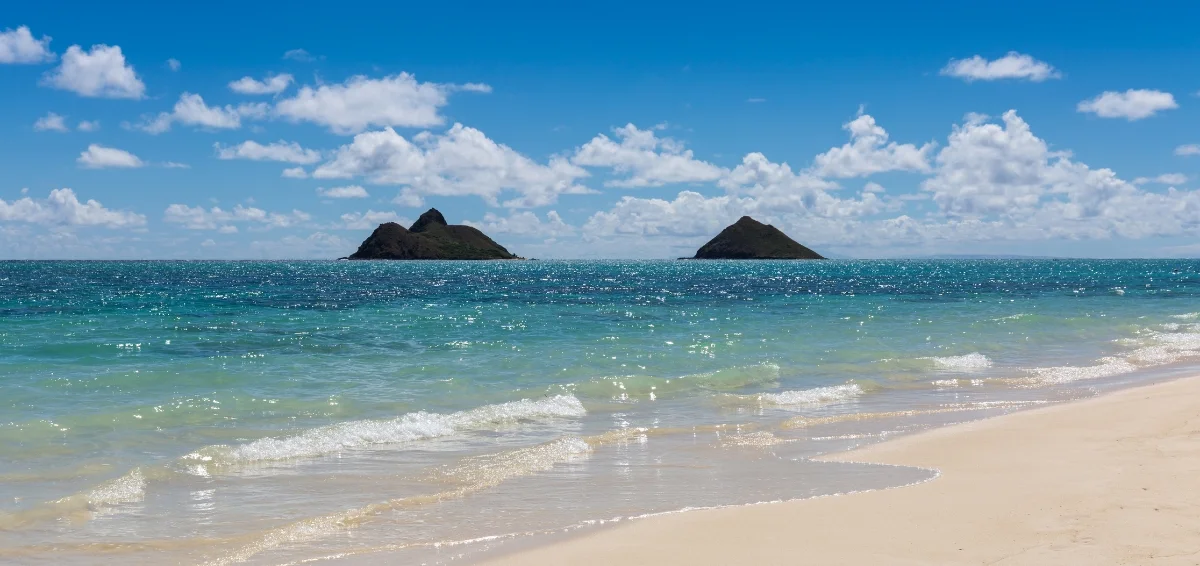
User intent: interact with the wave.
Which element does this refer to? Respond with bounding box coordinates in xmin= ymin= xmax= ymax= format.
xmin=203 ymin=435 xmax=596 ymax=566
xmin=184 ymin=394 xmax=585 ymax=469
xmin=923 ymin=353 xmax=993 ymax=371
xmin=1 ymin=395 xmax=587 ymax=530
xmin=1020 ymin=323 xmax=1200 ymax=385
xmin=719 ymin=383 xmax=865 ymax=410
xmin=574 ymin=363 xmax=781 ymax=402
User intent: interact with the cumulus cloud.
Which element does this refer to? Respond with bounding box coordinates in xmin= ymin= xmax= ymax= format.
xmin=274 ymin=73 xmax=489 ymax=134
xmin=136 ymin=93 xmax=268 ymax=134
xmin=0 ymin=188 xmax=145 ymax=227
xmin=166 ymin=58 xmax=181 ymax=71
xmin=318 ymin=185 xmax=369 ymax=198
xmin=569 ymin=109 xmax=1200 ymax=257
xmin=42 ymin=44 xmax=144 ymax=98
xmin=163 ymin=204 xmax=311 ymax=230
xmin=1133 ymin=173 xmax=1187 ymax=186
xmin=465 ymin=210 xmax=575 ymax=238
xmin=313 ymin=124 xmax=592 ymax=207
xmin=337 ymin=210 xmax=409 ymax=229
xmin=0 ymin=26 xmax=54 ymax=64
xmin=228 ymin=73 xmax=294 ymax=95
xmin=919 ymin=110 xmax=1200 ymax=240
xmin=77 ymin=144 xmax=144 ymax=169
xmin=77 ymin=120 xmax=100 ymax=132
xmin=1176 ymin=144 xmax=1200 ymax=157
xmin=811 ymin=112 xmax=935 ymax=177
xmin=281 ymin=167 xmax=308 ymax=179
xmin=1077 ymin=89 xmax=1178 ymax=120
xmin=215 ymin=140 xmax=321 ymax=164
xmin=248 ymin=232 xmax=355 ymax=259
xmin=572 ymin=124 xmax=726 ymax=187
xmin=33 ymin=112 xmax=68 ymax=132
xmin=940 ymin=52 xmax=1060 ymax=82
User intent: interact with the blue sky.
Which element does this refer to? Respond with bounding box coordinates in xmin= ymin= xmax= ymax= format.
xmin=2 ymin=0 xmax=1200 ymax=259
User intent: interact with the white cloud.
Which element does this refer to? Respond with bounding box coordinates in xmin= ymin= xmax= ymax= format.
xmin=282 ymin=48 xmax=315 ymax=62
xmin=1176 ymin=144 xmax=1200 ymax=157
xmin=811 ymin=112 xmax=934 ymax=177
xmin=33 ymin=112 xmax=68 ymax=132
xmin=392 ymin=189 xmax=424 ymax=207
xmin=136 ymin=93 xmax=268 ymax=134
xmin=42 ymin=44 xmax=144 ymax=99
xmin=77 ymin=144 xmax=144 ymax=169
xmin=77 ymin=120 xmax=100 ymax=132
xmin=940 ymin=52 xmax=1060 ymax=82
xmin=568 ymin=109 xmax=1200 ymax=257
xmin=318 ymin=185 xmax=369 ymax=199
xmin=1077 ymin=89 xmax=1178 ymax=120
xmin=228 ymin=73 xmax=294 ymax=95
xmin=0 ymin=26 xmax=54 ymax=64
xmin=337 ymin=210 xmax=409 ymax=229
xmin=313 ymin=124 xmax=592 ymax=207
xmin=919 ymin=110 xmax=1200 ymax=240
xmin=281 ymin=167 xmax=308 ymax=179
xmin=274 ymin=73 xmax=489 ymax=134
xmin=163 ymin=161 xmax=190 ymax=169
xmin=166 ymin=58 xmax=181 ymax=71
xmin=215 ymin=140 xmax=321 ymax=164
xmin=248 ymin=232 xmax=355 ymax=259
xmin=572 ymin=124 xmax=726 ymax=187
xmin=163 ymin=204 xmax=311 ymax=230
xmin=582 ymin=150 xmax=884 ymax=244
xmin=465 ymin=210 xmax=575 ymax=238
xmin=746 ymin=98 xmax=766 ymax=103
xmin=1133 ymin=173 xmax=1187 ymax=186
xmin=0 ymin=188 xmax=145 ymax=228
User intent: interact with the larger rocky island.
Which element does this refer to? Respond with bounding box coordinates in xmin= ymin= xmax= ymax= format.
xmin=692 ymin=216 xmax=824 ymax=259
xmin=346 ymin=209 xmax=520 ymax=260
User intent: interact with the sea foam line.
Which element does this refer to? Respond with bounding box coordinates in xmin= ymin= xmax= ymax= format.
xmin=922 ymin=353 xmax=993 ymax=371
xmin=1 ymin=395 xmax=587 ymax=530
xmin=184 ymin=394 xmax=586 ymax=469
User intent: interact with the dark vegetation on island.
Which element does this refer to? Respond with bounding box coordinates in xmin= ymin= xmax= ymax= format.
xmin=690 ymin=216 xmax=824 ymax=259
xmin=345 ymin=209 xmax=520 ymax=260
xmin=344 ymin=211 xmax=822 ymax=261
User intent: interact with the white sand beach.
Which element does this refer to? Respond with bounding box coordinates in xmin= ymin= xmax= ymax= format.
xmin=483 ymin=375 xmax=1200 ymax=565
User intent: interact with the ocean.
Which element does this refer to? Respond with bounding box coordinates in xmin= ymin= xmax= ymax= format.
xmin=2 ymin=259 xmax=1198 ymax=564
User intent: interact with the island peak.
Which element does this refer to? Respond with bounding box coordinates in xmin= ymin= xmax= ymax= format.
xmin=692 ymin=216 xmax=824 ymax=259
xmin=346 ymin=209 xmax=519 ymax=260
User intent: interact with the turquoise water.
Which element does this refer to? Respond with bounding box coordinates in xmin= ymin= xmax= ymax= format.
xmin=2 ymin=260 xmax=1199 ymax=564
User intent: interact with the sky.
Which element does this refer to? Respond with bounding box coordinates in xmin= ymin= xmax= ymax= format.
xmin=2 ymin=0 xmax=1200 ymax=259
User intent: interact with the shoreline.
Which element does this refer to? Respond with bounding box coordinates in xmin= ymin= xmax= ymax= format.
xmin=478 ymin=374 xmax=1200 ymax=565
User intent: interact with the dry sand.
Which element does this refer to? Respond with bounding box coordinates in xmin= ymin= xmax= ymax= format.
xmin=482 ymin=376 xmax=1200 ymax=565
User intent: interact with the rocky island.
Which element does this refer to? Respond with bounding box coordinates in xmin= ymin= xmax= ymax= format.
xmin=692 ymin=216 xmax=824 ymax=259
xmin=346 ymin=208 xmax=520 ymax=260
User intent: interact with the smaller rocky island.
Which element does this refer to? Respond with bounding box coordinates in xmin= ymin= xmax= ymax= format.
xmin=346 ymin=208 xmax=520 ymax=260
xmin=692 ymin=216 xmax=824 ymax=259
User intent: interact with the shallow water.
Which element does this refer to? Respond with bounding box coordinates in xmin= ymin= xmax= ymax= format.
xmin=2 ymin=259 xmax=1199 ymax=564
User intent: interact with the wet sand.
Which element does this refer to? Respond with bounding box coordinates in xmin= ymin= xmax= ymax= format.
xmin=482 ymin=375 xmax=1200 ymax=565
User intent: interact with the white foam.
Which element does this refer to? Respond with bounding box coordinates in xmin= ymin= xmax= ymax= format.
xmin=1028 ymin=358 xmax=1138 ymax=384
xmin=925 ymin=353 xmax=992 ymax=371
xmin=754 ymin=384 xmax=863 ymax=407
xmin=82 ymin=468 xmax=146 ymax=508
xmin=185 ymin=395 xmax=586 ymax=467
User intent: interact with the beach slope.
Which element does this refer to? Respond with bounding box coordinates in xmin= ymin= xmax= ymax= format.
xmin=483 ymin=376 xmax=1200 ymax=565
